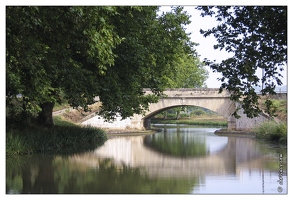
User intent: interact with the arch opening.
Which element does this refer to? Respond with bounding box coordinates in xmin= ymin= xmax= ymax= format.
xmin=143 ymin=105 xmax=229 ymax=129
xmin=151 ymin=106 xmax=223 ymax=119
xmin=135 ymin=91 xmax=236 ymax=130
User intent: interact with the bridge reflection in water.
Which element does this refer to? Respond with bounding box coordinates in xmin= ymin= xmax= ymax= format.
xmin=6 ymin=125 xmax=287 ymax=194
xmin=70 ymin=133 xmax=263 ymax=179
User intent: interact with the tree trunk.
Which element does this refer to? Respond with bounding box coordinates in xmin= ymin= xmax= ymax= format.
xmin=164 ymin=111 xmax=167 ymax=119
xmin=176 ymin=110 xmax=180 ymax=120
xmin=38 ymin=102 xmax=54 ymax=128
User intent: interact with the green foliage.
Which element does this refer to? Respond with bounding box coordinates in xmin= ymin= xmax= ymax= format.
xmin=6 ymin=119 xmax=107 ymax=156
xmin=151 ymin=118 xmax=227 ymax=126
xmin=264 ymin=99 xmax=278 ymax=117
xmin=278 ymin=99 xmax=287 ymax=114
xmin=162 ymin=53 xmax=208 ymax=88
xmin=53 ymin=116 xmax=77 ymax=127
xmin=6 ymin=132 xmax=32 ymax=156
xmin=97 ymin=6 xmax=198 ymax=120
xmin=197 ymin=6 xmax=287 ymax=118
xmin=53 ymin=102 xmax=70 ymax=112
xmin=155 ymin=106 xmax=219 ymax=119
xmin=6 ymin=6 xmax=200 ymax=125
xmin=6 ymin=6 xmax=121 ymax=125
xmin=253 ymin=121 xmax=287 ymax=144
xmin=194 ymin=109 xmax=205 ymax=116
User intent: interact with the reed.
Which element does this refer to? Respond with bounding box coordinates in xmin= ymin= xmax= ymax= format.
xmin=6 ymin=131 xmax=32 ymax=156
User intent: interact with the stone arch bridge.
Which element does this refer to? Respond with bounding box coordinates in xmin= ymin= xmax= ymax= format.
xmin=130 ymin=88 xmax=270 ymax=131
xmin=82 ymin=88 xmax=274 ymax=131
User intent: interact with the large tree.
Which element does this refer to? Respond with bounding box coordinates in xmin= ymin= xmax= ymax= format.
xmin=196 ymin=6 xmax=287 ymax=118
xmin=6 ymin=6 xmax=122 ymax=127
xmin=6 ymin=6 xmax=197 ymax=127
xmin=96 ymin=6 xmax=198 ymax=120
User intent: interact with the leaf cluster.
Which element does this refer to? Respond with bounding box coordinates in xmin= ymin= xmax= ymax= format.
xmin=6 ymin=6 xmax=199 ymax=122
xmin=197 ymin=6 xmax=287 ymax=118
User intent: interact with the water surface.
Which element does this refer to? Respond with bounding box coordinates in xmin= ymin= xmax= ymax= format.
xmin=6 ymin=124 xmax=287 ymax=194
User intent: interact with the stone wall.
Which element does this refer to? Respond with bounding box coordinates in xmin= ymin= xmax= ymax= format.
xmin=234 ymin=93 xmax=286 ymax=131
xmin=81 ymin=115 xmax=132 ymax=129
xmin=235 ymin=108 xmax=270 ymax=131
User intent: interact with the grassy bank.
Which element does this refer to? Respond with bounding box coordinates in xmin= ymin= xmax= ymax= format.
xmin=253 ymin=121 xmax=287 ymax=145
xmin=6 ymin=116 xmax=107 ymax=156
xmin=151 ymin=117 xmax=227 ymax=126
xmin=254 ymin=98 xmax=287 ymax=145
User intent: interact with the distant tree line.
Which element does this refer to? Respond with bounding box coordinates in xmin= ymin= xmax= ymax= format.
xmin=155 ymin=106 xmax=219 ymax=119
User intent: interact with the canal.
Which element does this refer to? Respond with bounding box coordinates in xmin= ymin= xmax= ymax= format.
xmin=6 ymin=124 xmax=287 ymax=194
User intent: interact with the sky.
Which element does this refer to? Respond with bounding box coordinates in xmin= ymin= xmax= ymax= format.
xmin=183 ymin=6 xmax=233 ymax=88
xmin=160 ymin=6 xmax=288 ymax=89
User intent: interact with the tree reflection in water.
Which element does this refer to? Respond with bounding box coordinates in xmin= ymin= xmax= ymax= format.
xmin=6 ymin=126 xmax=287 ymax=194
xmin=143 ymin=131 xmax=208 ymax=157
xmin=6 ymin=155 xmax=198 ymax=194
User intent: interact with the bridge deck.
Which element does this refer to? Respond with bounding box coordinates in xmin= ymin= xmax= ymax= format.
xmin=143 ymin=88 xmax=230 ymax=98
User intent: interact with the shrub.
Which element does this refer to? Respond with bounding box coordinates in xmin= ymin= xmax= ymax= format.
xmin=194 ymin=110 xmax=205 ymax=116
xmin=253 ymin=121 xmax=287 ymax=144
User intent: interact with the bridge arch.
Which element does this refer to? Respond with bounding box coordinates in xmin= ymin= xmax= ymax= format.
xmin=142 ymin=98 xmax=236 ymax=129
xmin=131 ymin=88 xmax=237 ymax=130
xmin=143 ymin=99 xmax=235 ymax=119
xmin=142 ymin=105 xmax=227 ymax=126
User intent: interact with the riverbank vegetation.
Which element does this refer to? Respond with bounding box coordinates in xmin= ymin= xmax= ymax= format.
xmin=6 ymin=96 xmax=108 ymax=156
xmin=253 ymin=121 xmax=287 ymax=144
xmin=151 ymin=117 xmax=227 ymax=126
xmin=259 ymin=98 xmax=287 ymax=122
xmin=6 ymin=116 xmax=107 ymax=156
xmin=253 ymin=98 xmax=287 ymax=144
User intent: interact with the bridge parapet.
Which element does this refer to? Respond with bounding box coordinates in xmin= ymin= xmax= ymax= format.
xmin=143 ymin=88 xmax=230 ymax=98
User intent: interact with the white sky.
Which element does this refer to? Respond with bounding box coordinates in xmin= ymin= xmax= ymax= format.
xmin=161 ymin=5 xmax=288 ymax=88
xmin=183 ymin=6 xmax=233 ymax=88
